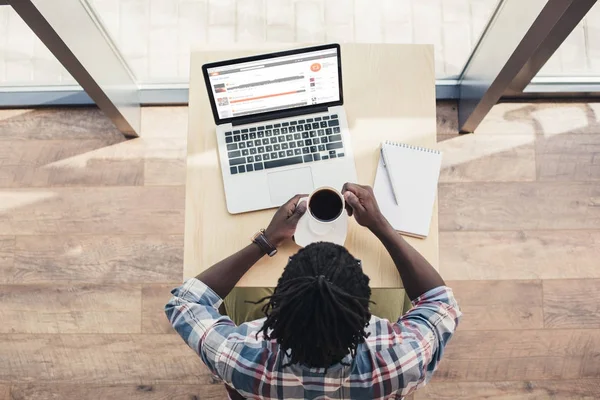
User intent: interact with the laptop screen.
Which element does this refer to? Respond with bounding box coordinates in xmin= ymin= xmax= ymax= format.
xmin=205 ymin=47 xmax=341 ymax=122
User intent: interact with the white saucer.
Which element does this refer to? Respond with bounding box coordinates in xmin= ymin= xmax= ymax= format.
xmin=294 ymin=211 xmax=348 ymax=247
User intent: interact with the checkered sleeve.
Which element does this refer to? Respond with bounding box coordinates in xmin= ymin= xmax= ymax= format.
xmin=165 ymin=278 xmax=238 ymax=378
xmin=392 ymin=286 xmax=461 ymax=396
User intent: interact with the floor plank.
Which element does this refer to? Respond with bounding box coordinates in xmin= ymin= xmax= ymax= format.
xmin=0 ymin=108 xmax=124 ymax=141
xmin=440 ymin=231 xmax=600 ymax=280
xmin=536 ymin=134 xmax=600 ymax=181
xmin=144 ymin=158 xmax=186 ymax=186
xmin=415 ymin=379 xmax=600 ymax=399
xmin=0 ymin=284 xmax=141 ymax=333
xmin=10 ymin=384 xmax=226 ymax=400
xmin=439 ymin=182 xmax=600 ymax=231
xmin=0 ymin=186 xmax=185 ymax=235
xmin=0 ymin=334 xmax=209 ymax=384
xmin=438 ymin=134 xmax=536 ymax=182
xmin=447 ymin=280 xmax=543 ymax=330
xmin=0 ymin=140 xmax=143 ymax=187
xmin=142 ymin=283 xmax=179 ymax=334
xmin=8 ymin=235 xmax=183 ymax=284
xmin=0 ymin=384 xmax=7 ymax=400
xmin=544 ymin=279 xmax=600 ymax=329
xmin=0 ymin=237 xmax=14 ymax=273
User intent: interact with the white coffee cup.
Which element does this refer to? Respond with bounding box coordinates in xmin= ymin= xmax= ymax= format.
xmin=294 ymin=186 xmax=348 ymax=246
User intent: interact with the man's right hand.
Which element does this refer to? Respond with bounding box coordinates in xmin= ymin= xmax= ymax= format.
xmin=342 ymin=183 xmax=389 ymax=233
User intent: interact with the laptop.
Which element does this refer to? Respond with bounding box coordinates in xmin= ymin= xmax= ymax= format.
xmin=202 ymin=44 xmax=357 ymax=214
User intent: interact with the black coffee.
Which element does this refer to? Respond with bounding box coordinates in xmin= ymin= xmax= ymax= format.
xmin=309 ymin=189 xmax=343 ymax=222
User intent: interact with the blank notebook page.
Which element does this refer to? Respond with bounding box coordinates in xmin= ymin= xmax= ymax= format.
xmin=373 ymin=141 xmax=442 ymax=238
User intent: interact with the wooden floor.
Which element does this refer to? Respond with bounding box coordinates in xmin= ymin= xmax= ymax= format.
xmin=0 ymin=103 xmax=599 ymax=399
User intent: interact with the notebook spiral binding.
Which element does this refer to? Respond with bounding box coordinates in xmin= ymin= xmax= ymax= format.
xmin=384 ymin=140 xmax=441 ymax=154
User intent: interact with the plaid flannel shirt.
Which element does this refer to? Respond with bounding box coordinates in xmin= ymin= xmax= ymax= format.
xmin=166 ymin=278 xmax=460 ymax=400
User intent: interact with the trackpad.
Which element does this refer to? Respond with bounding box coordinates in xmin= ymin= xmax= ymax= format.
xmin=268 ymin=167 xmax=314 ymax=204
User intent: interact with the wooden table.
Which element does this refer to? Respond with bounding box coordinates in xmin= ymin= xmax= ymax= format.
xmin=184 ymin=43 xmax=438 ymax=288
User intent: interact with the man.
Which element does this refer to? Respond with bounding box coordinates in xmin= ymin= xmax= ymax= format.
xmin=166 ymin=183 xmax=461 ymax=399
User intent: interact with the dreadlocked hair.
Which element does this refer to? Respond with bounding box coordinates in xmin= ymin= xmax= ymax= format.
xmin=253 ymin=242 xmax=372 ymax=369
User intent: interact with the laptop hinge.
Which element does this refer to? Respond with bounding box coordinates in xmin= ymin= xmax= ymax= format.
xmin=232 ymin=106 xmax=329 ymax=126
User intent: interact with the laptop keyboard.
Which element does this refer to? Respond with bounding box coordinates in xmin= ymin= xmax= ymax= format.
xmin=225 ymin=114 xmax=343 ymax=175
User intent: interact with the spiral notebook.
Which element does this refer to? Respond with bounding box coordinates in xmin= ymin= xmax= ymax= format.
xmin=373 ymin=141 xmax=442 ymax=238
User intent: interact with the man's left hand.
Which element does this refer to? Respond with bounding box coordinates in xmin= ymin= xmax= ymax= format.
xmin=264 ymin=194 xmax=308 ymax=247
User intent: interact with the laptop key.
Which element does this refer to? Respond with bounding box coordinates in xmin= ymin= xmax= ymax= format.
xmin=298 ymin=119 xmax=306 ymax=124
xmin=294 ymin=133 xmax=301 ymax=139
xmin=287 ymin=150 xmax=294 ymax=157
xmin=282 ymin=143 xmax=289 ymax=150
xmin=320 ymin=121 xmax=327 ymax=128
xmin=323 ymin=155 xmax=329 ymax=160
xmin=246 ymin=164 xmax=254 ymax=172
xmin=302 ymin=147 xmax=310 ymax=154
xmin=314 ymin=153 xmax=321 ymax=161
xmin=315 ymin=117 xmax=322 ymax=121
xmin=257 ymin=126 xmax=265 ymax=131
xmin=239 ymin=142 xmax=246 ymax=149
xmin=303 ymin=154 xmax=313 ymax=162
xmin=289 ymin=126 xmax=296 ymax=133
xmin=333 ymin=127 xmax=341 ymax=133
xmin=258 ymin=146 xmax=265 ymax=153
xmin=255 ymin=155 xmax=262 ymax=161
xmin=266 ymin=145 xmax=273 ymax=152
xmin=230 ymin=166 xmax=237 ymax=174
xmin=278 ymin=151 xmax=286 ymax=158
xmin=289 ymin=142 xmax=296 ymax=148
xmin=310 ymin=131 xmax=317 ymax=137
xmin=250 ymin=132 xmax=256 ymax=139
xmin=225 ymin=131 xmax=232 ymax=136
xmin=254 ymin=162 xmax=264 ymax=171
xmin=247 ymin=141 xmax=254 ymax=147
xmin=286 ymin=134 xmax=293 ymax=141
xmin=234 ymin=135 xmax=241 ymax=142
xmin=278 ymin=136 xmax=285 ymax=143
xmin=241 ymin=129 xmax=249 ymax=133
xmin=310 ymin=146 xmax=318 ymax=153
xmin=282 ymin=122 xmax=289 ymax=127
xmin=274 ymin=144 xmax=281 ymax=151
xmin=273 ymin=128 xmax=280 ymax=135
xmin=271 ymin=152 xmax=278 ymax=159
xmin=318 ymin=144 xmax=326 ymax=152
xmin=330 ymin=134 xmax=342 ymax=142
xmin=227 ymin=143 xmax=238 ymax=151
xmin=297 ymin=125 xmax=304 ymax=132
xmin=290 ymin=121 xmax=297 ymax=125
xmin=327 ymin=141 xmax=344 ymax=151
xmin=274 ymin=123 xmax=281 ymax=128
xmin=304 ymin=124 xmax=312 ymax=130
xmin=247 ymin=156 xmax=254 ymax=163
xmin=250 ymin=127 xmax=257 ymax=132
xmin=326 ymin=128 xmax=332 ymax=135
xmin=226 ymin=137 xmax=233 ymax=143
xmin=242 ymin=134 xmax=249 ymax=140
xmin=302 ymin=132 xmax=309 ymax=139
xmin=258 ymin=131 xmax=264 ymax=138
xmin=242 ymin=149 xmax=249 ymax=156
xmin=228 ymin=150 xmax=241 ymax=158
xmin=282 ymin=128 xmax=288 ymax=134
xmin=262 ymin=138 xmax=269 ymax=145
xmin=250 ymin=148 xmax=257 ymax=155
xmin=312 ymin=123 xmax=319 ymax=129
xmin=330 ymin=153 xmax=337 ymax=159
xmin=297 ymin=140 xmax=304 ymax=147
xmin=229 ymin=157 xmax=245 ymax=166
xmin=294 ymin=148 xmax=302 ymax=155
xmin=331 ymin=114 xmax=338 ymax=119
xmin=318 ymin=129 xmax=324 ymax=136
xmin=338 ymin=153 xmax=345 ymax=157
xmin=254 ymin=139 xmax=261 ymax=146
xmin=238 ymin=165 xmax=246 ymax=173
xmin=328 ymin=119 xmax=339 ymax=127
xmin=263 ymin=154 xmax=270 ymax=160
xmin=321 ymin=137 xmax=328 ymax=143
xmin=233 ymin=130 xmax=241 ymax=134
xmin=266 ymin=130 xmax=272 ymax=136
xmin=305 ymin=139 xmax=312 ymax=146
xmin=307 ymin=118 xmax=314 ymax=123
xmin=323 ymin=116 xmax=330 ymax=120
xmin=266 ymin=125 xmax=273 ymax=129
xmin=270 ymin=137 xmax=277 ymax=144
xmin=264 ymin=156 xmax=304 ymax=169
